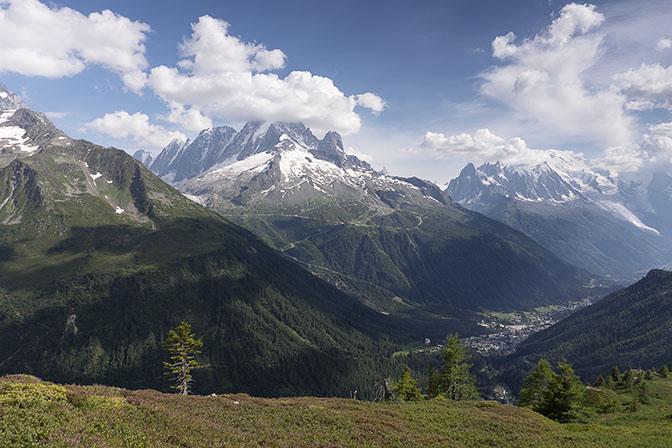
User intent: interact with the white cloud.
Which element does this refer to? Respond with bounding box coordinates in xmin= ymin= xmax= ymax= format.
xmin=83 ymin=110 xmax=186 ymax=149
xmin=419 ymin=122 xmax=672 ymax=182
xmin=0 ymin=0 xmax=150 ymax=93
xmin=160 ymin=102 xmax=213 ymax=132
xmin=44 ymin=111 xmax=68 ymax=119
xmin=612 ymin=63 xmax=672 ymax=106
xmin=354 ymin=93 xmax=386 ymax=115
xmin=481 ymin=2 xmax=634 ymax=146
xmin=657 ymin=37 xmax=672 ymax=51
xmin=420 ymin=128 xmax=581 ymax=167
xmin=147 ymin=15 xmax=385 ymax=136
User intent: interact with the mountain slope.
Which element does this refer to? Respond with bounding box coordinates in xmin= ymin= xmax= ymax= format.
xmin=0 ymin=89 xmax=411 ymax=398
xmin=147 ymin=122 xmax=599 ymax=317
xmin=447 ymin=161 xmax=672 ymax=279
xmin=503 ymin=269 xmax=672 ymax=388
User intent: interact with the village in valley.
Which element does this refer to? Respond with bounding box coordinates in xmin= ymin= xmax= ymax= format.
xmin=462 ymin=300 xmax=592 ymax=355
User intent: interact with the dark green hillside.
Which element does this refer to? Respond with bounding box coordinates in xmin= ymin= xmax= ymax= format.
xmin=504 ymin=269 xmax=672 ymax=388
xmin=224 ymin=199 xmax=596 ymax=314
xmin=0 ymin=138 xmax=408 ymax=397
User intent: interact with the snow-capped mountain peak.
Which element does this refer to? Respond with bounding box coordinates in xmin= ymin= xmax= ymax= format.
xmin=148 ymin=121 xmax=371 ymax=184
xmin=0 ymin=82 xmax=27 ymax=111
xmin=0 ymin=84 xmax=69 ymax=156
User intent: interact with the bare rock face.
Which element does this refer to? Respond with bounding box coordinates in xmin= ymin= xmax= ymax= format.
xmin=0 ymin=82 xmax=27 ymax=110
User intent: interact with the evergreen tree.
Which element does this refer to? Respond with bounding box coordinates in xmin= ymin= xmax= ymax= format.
xmin=638 ymin=380 xmax=649 ymax=405
xmin=539 ymin=362 xmax=585 ymax=422
xmin=394 ymin=366 xmax=422 ymax=401
xmin=438 ymin=334 xmax=478 ymax=400
xmin=611 ymin=366 xmax=621 ymax=383
xmin=425 ymin=364 xmax=441 ymax=399
xmin=519 ymin=359 xmax=555 ymax=411
xmin=622 ymin=367 xmax=633 ymax=387
xmin=644 ymin=369 xmax=653 ymax=380
xmin=593 ymin=374 xmax=606 ymax=388
xmin=659 ymin=365 xmax=669 ymax=378
xmin=604 ymin=375 xmax=615 ymax=389
xmin=163 ymin=321 xmax=204 ymax=395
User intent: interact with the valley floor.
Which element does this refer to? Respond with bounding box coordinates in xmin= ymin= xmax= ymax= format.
xmin=1 ymin=375 xmax=671 ymax=447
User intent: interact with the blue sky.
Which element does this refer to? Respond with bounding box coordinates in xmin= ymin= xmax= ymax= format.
xmin=2 ymin=0 xmax=672 ymax=183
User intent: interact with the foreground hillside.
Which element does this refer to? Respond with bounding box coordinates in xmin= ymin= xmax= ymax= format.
xmin=2 ymin=375 xmax=671 ymax=448
xmin=504 ymin=269 xmax=672 ymax=388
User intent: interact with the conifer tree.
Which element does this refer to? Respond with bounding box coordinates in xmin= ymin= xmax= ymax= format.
xmin=394 ymin=366 xmax=422 ymax=401
xmin=163 ymin=321 xmax=204 ymax=395
xmin=622 ymin=367 xmax=633 ymax=390
xmin=519 ymin=359 xmax=555 ymax=411
xmin=426 ymin=364 xmax=441 ymax=399
xmin=438 ymin=334 xmax=478 ymax=400
xmin=659 ymin=365 xmax=669 ymax=378
xmin=539 ymin=361 xmax=585 ymax=422
xmin=593 ymin=374 xmax=606 ymax=388
xmin=611 ymin=366 xmax=620 ymax=383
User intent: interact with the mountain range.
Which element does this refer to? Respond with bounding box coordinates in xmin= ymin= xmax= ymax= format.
xmin=0 ymin=82 xmax=417 ymax=397
xmin=141 ymin=121 xmax=601 ymax=318
xmin=447 ymin=158 xmax=672 ymax=279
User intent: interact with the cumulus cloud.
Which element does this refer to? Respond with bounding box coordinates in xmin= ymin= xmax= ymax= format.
xmin=83 ymin=110 xmax=186 ymax=149
xmin=147 ymin=15 xmax=385 ymax=136
xmin=481 ymin=2 xmax=634 ymax=146
xmin=354 ymin=93 xmax=387 ymax=115
xmin=160 ymin=102 xmax=213 ymax=132
xmin=0 ymin=0 xmax=150 ymax=93
xmin=420 ymin=128 xmax=582 ymax=167
xmin=657 ymin=37 xmax=672 ymax=51
xmin=612 ymin=63 xmax=672 ymax=108
xmin=418 ymin=123 xmax=672 ymax=182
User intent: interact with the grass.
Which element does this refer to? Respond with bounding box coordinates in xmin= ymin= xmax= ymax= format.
xmin=1 ymin=375 xmax=671 ymax=447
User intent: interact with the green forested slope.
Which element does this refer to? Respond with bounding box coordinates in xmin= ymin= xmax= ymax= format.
xmin=0 ymin=139 xmax=406 ymax=397
xmin=221 ymin=195 xmax=597 ymax=314
xmin=503 ymin=269 xmax=672 ymax=388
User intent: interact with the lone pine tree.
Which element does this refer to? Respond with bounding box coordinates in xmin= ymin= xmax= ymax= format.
xmin=163 ymin=321 xmax=204 ymax=395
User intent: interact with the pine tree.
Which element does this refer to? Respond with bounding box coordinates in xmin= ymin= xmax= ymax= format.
xmin=593 ymin=374 xmax=606 ymax=388
xmin=425 ymin=364 xmax=441 ymax=399
xmin=163 ymin=321 xmax=204 ymax=395
xmin=622 ymin=367 xmax=633 ymax=390
xmin=658 ymin=365 xmax=669 ymax=378
xmin=638 ymin=380 xmax=649 ymax=405
xmin=394 ymin=366 xmax=422 ymax=401
xmin=438 ymin=334 xmax=478 ymax=400
xmin=611 ymin=366 xmax=621 ymax=383
xmin=644 ymin=369 xmax=653 ymax=380
xmin=519 ymin=359 xmax=555 ymax=411
xmin=539 ymin=361 xmax=586 ymax=422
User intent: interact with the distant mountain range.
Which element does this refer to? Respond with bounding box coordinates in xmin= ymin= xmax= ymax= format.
xmin=447 ymin=158 xmax=672 ymax=279
xmin=141 ymin=122 xmax=601 ymax=317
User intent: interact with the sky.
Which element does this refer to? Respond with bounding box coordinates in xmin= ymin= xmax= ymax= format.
xmin=2 ymin=0 xmax=672 ymax=183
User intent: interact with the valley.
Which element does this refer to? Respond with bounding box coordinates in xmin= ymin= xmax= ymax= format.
xmin=464 ymin=299 xmax=592 ymax=355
